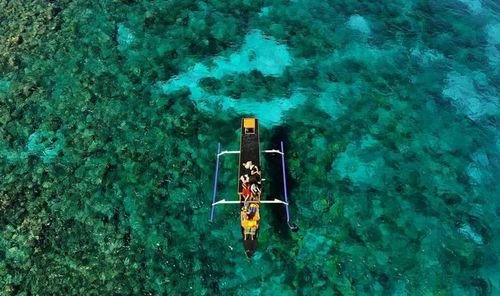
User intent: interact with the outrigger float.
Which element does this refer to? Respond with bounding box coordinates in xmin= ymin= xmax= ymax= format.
xmin=210 ymin=118 xmax=298 ymax=258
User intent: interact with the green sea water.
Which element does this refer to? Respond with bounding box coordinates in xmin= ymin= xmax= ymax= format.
xmin=1 ymin=0 xmax=499 ymax=295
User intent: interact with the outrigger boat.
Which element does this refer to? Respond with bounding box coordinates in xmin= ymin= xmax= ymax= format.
xmin=210 ymin=118 xmax=298 ymax=258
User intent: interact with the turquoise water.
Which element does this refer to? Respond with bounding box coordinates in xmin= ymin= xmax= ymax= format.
xmin=1 ymin=0 xmax=499 ymax=295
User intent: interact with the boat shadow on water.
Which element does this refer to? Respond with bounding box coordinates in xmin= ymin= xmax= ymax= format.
xmin=264 ymin=125 xmax=298 ymax=240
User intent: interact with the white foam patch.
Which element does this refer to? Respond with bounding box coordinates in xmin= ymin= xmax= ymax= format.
xmin=347 ymin=14 xmax=371 ymax=35
xmin=158 ymin=30 xmax=297 ymax=126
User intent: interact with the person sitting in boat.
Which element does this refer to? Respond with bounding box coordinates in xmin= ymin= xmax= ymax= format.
xmin=251 ymin=165 xmax=261 ymax=176
xmin=240 ymin=174 xmax=250 ymax=184
xmin=241 ymin=206 xmax=251 ymax=225
xmin=245 ymin=226 xmax=258 ymax=240
xmin=241 ymin=183 xmax=251 ymax=201
xmin=250 ymin=183 xmax=261 ymax=196
xmin=248 ymin=173 xmax=261 ymax=185
xmin=251 ymin=204 xmax=260 ymax=220
xmin=243 ymin=161 xmax=261 ymax=176
xmin=242 ymin=204 xmax=260 ymax=240
xmin=247 ymin=203 xmax=259 ymax=219
xmin=241 ymin=206 xmax=248 ymax=219
xmin=243 ymin=220 xmax=258 ymax=240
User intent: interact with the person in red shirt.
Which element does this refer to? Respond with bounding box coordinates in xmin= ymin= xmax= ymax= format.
xmin=241 ymin=184 xmax=251 ymax=201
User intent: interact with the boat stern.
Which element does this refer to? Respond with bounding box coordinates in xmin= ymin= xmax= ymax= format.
xmin=242 ymin=228 xmax=258 ymax=258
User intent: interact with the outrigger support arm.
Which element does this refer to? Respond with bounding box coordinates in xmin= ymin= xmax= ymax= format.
xmin=263 ymin=149 xmax=283 ymax=155
xmin=218 ymin=150 xmax=240 ymax=156
xmin=212 ymin=199 xmax=288 ymax=206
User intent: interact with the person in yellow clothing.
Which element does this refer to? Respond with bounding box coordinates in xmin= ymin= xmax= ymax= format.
xmin=241 ymin=205 xmax=260 ymax=240
xmin=244 ymin=220 xmax=257 ymax=228
xmin=243 ymin=223 xmax=257 ymax=240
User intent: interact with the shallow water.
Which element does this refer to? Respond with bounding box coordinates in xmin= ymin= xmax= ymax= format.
xmin=0 ymin=0 xmax=499 ymax=295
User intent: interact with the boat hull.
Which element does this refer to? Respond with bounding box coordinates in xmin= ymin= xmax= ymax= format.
xmin=238 ymin=118 xmax=261 ymax=257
